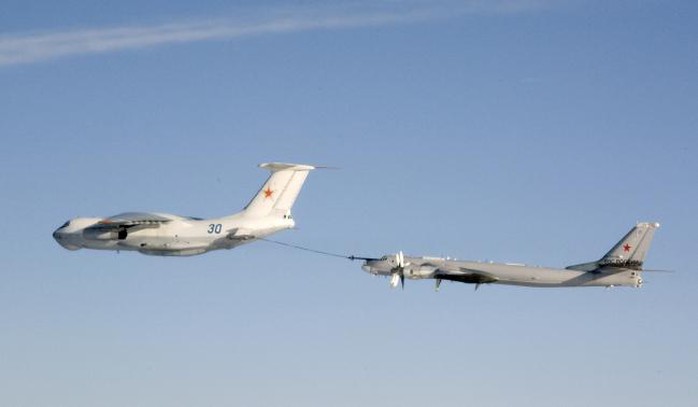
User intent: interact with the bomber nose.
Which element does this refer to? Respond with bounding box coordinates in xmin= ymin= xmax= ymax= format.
xmin=362 ymin=260 xmax=377 ymax=273
xmin=52 ymin=229 xmax=61 ymax=240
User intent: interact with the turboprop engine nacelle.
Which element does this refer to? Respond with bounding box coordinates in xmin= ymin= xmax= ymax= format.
xmin=404 ymin=265 xmax=438 ymax=279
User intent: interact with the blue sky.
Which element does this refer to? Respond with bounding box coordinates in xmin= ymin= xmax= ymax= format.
xmin=1 ymin=1 xmax=697 ymax=406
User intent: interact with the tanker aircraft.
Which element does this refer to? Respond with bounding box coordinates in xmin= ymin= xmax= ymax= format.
xmin=361 ymin=222 xmax=660 ymax=290
xmin=53 ymin=162 xmax=316 ymax=256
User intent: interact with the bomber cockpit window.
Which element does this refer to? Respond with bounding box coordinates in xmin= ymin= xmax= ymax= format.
xmin=60 ymin=220 xmax=70 ymax=228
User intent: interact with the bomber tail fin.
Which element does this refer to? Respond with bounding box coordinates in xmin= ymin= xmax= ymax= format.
xmin=566 ymin=222 xmax=660 ymax=271
xmin=240 ymin=162 xmax=315 ymax=218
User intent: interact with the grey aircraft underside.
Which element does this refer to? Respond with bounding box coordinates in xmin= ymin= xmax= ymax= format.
xmin=361 ymin=222 xmax=661 ymax=290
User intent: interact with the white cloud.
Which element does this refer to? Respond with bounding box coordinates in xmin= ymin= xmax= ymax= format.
xmin=0 ymin=1 xmax=549 ymax=67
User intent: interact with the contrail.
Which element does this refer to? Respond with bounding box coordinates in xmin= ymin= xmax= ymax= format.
xmin=0 ymin=1 xmax=549 ymax=67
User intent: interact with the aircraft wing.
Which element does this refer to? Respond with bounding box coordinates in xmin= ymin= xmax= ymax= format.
xmin=433 ymin=265 xmax=499 ymax=285
xmin=91 ymin=212 xmax=171 ymax=230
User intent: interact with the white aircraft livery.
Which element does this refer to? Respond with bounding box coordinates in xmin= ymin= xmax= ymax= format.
xmin=361 ymin=222 xmax=661 ymax=290
xmin=53 ymin=162 xmax=316 ymax=256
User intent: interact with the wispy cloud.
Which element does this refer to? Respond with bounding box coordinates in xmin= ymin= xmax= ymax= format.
xmin=0 ymin=1 xmax=549 ymax=67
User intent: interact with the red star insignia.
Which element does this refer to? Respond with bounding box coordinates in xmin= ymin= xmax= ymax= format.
xmin=623 ymin=243 xmax=631 ymax=252
xmin=263 ymin=187 xmax=274 ymax=199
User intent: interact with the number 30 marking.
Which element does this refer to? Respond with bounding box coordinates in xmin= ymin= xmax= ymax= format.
xmin=208 ymin=224 xmax=222 ymax=234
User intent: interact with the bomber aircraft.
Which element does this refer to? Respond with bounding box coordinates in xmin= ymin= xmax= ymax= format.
xmin=53 ymin=162 xmax=316 ymax=256
xmin=361 ymin=222 xmax=661 ymax=290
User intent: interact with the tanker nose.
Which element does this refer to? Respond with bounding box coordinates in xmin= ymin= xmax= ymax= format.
xmin=52 ymin=224 xmax=81 ymax=250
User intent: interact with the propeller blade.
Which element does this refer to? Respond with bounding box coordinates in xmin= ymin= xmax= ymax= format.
xmin=400 ymin=273 xmax=405 ymax=290
xmin=390 ymin=273 xmax=400 ymax=288
xmin=396 ymin=251 xmax=410 ymax=268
